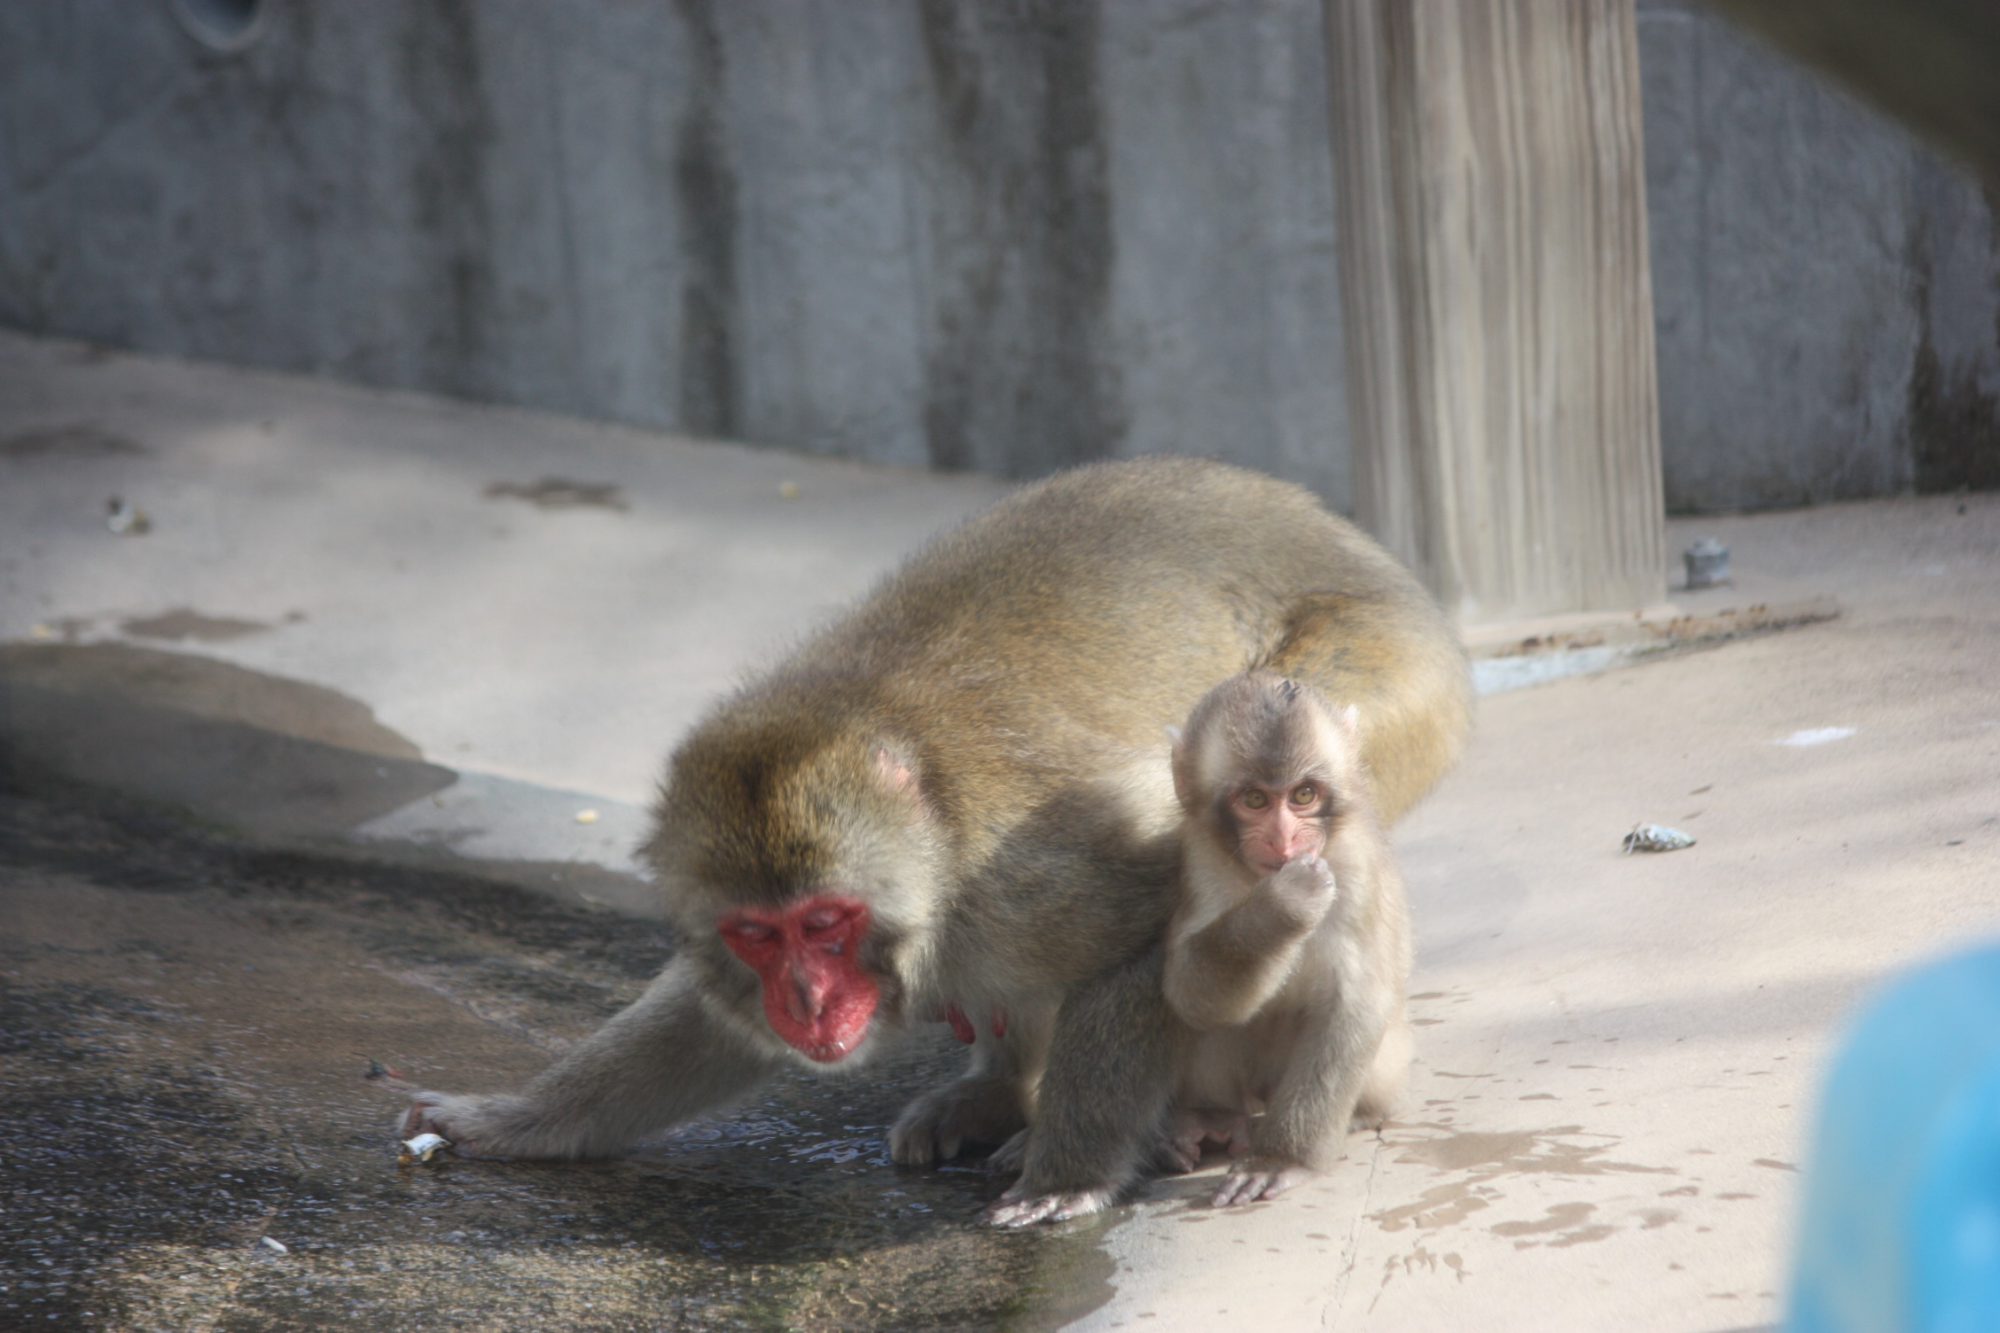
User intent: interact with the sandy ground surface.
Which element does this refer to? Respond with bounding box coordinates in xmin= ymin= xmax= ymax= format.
xmin=3 ymin=332 xmax=1996 ymax=1330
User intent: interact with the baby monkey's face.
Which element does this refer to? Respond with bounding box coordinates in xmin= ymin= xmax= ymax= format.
xmin=1179 ymin=671 xmax=1361 ymax=878
xmin=1227 ymin=776 xmax=1331 ymax=875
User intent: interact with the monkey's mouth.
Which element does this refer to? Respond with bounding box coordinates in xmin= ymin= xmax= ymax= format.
xmin=766 ymin=988 xmax=879 ymax=1065
xmin=797 ymin=1035 xmax=863 ymax=1063
xmin=786 ymin=1017 xmax=877 ymax=1065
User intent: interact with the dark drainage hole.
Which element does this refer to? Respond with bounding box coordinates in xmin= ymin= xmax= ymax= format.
xmin=171 ymin=0 xmax=267 ymax=53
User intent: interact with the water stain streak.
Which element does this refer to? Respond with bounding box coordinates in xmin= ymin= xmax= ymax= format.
xmin=484 ymin=478 xmax=630 ymax=512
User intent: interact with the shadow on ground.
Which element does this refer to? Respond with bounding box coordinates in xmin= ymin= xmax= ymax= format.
xmin=0 ymin=770 xmax=1117 ymax=1329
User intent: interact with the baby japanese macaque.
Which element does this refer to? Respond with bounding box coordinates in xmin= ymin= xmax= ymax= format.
xmin=1163 ymin=672 xmax=1413 ymax=1206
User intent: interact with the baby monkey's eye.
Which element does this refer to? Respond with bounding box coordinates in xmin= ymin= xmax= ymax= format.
xmin=1240 ymin=789 xmax=1270 ymax=810
xmin=1289 ymin=783 xmax=1319 ymax=807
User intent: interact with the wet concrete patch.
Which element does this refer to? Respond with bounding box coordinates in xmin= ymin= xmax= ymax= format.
xmin=0 ymin=422 xmax=146 ymax=459
xmin=483 ymin=477 xmax=630 ymax=512
xmin=0 ymin=642 xmax=454 ymax=838
xmin=1369 ymin=1124 xmax=1676 ymax=1243
xmin=1 ymin=642 xmax=420 ymax=758
xmin=1488 ymin=1202 xmax=1616 ymax=1249
xmin=118 ymin=608 xmax=283 ymax=643
xmin=0 ymin=776 xmax=1115 ymax=1329
xmin=3 ymin=641 xmax=649 ymax=911
xmin=1392 ymin=1125 xmax=1672 ymax=1179
xmin=1373 ymin=1244 xmax=1471 ymax=1302
xmin=1468 ymin=599 xmax=1842 ymax=696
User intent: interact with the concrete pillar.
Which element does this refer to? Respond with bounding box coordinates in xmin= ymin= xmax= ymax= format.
xmin=1325 ymin=0 xmax=1666 ymax=623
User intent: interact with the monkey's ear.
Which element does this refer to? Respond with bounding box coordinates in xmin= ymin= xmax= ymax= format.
xmin=873 ymin=745 xmax=921 ymax=798
xmin=1167 ymin=730 xmax=1198 ymax=813
xmin=1336 ymin=704 xmax=1361 ymax=738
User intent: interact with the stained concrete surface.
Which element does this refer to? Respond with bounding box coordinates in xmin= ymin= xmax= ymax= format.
xmin=0 ymin=329 xmax=1012 ymax=884
xmin=3 ymin=336 xmax=1999 ymax=1329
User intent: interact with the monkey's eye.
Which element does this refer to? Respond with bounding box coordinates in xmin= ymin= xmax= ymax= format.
xmin=1290 ymin=783 xmax=1319 ymax=808
xmin=800 ymin=906 xmax=845 ymax=936
xmin=1240 ymin=789 xmax=1270 ymax=810
xmin=720 ymin=918 xmax=778 ymax=946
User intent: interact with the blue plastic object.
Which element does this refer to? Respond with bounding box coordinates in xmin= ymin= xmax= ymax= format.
xmin=1788 ymin=944 xmax=2000 ymax=1333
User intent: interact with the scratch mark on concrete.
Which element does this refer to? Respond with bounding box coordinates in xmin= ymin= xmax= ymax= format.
xmin=1333 ymin=1127 xmax=1386 ymax=1323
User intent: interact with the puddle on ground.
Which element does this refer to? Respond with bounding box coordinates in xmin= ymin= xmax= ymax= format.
xmin=484 ymin=477 xmax=629 ymax=512
xmin=0 ymin=776 xmax=1117 ymax=1330
xmin=1472 ymin=646 xmax=1624 ymax=695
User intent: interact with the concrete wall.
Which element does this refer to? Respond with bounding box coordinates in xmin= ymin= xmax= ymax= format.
xmin=1639 ymin=0 xmax=2000 ymax=509
xmin=0 ymin=0 xmax=1349 ymax=504
xmin=2 ymin=1 xmax=1996 ymax=512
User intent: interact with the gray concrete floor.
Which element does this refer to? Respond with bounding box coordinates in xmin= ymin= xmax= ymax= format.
xmin=3 ymin=332 xmax=1997 ymax=1330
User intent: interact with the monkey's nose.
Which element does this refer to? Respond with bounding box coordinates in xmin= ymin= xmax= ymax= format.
xmin=786 ymin=968 xmax=827 ymax=1023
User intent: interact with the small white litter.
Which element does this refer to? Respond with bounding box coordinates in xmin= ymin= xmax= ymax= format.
xmin=105 ymin=497 xmax=151 ymax=535
xmin=1777 ymin=727 xmax=1857 ymax=748
xmin=1623 ymin=823 xmax=1696 ymax=854
xmin=399 ymin=1132 xmax=452 ymax=1165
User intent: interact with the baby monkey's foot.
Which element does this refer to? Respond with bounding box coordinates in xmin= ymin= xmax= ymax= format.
xmin=1212 ymin=1157 xmax=1314 ymax=1207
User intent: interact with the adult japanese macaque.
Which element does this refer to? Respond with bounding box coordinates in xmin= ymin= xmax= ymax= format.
xmin=1159 ymin=671 xmax=1413 ymax=1208
xmin=401 ymin=458 xmax=1468 ymax=1226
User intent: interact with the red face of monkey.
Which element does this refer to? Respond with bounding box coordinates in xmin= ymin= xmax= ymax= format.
xmin=717 ymin=896 xmax=881 ymax=1063
xmin=1228 ymin=780 xmax=1329 ymax=875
